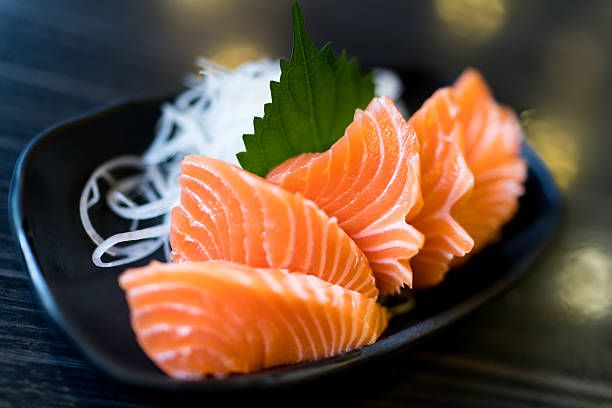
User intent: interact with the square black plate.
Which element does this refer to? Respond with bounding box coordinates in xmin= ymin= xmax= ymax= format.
xmin=8 ymin=87 xmax=562 ymax=392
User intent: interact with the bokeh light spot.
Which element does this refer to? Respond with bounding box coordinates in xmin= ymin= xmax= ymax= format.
xmin=556 ymin=247 xmax=612 ymax=321
xmin=209 ymin=43 xmax=265 ymax=69
xmin=521 ymin=111 xmax=579 ymax=192
xmin=434 ymin=0 xmax=507 ymax=43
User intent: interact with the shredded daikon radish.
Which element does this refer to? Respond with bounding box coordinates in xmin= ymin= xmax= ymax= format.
xmin=80 ymin=58 xmax=404 ymax=268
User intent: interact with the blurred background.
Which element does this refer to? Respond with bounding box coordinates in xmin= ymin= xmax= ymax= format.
xmin=1 ymin=0 xmax=612 ymax=406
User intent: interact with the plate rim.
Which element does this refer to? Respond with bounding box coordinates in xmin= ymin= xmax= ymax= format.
xmin=8 ymin=95 xmax=563 ymax=392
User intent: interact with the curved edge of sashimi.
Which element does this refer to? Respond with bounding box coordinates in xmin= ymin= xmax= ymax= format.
xmin=267 ymin=96 xmax=425 ymax=295
xmin=170 ymin=155 xmax=379 ymax=299
xmin=350 ymin=97 xmax=426 ymax=295
xmin=118 ymin=261 xmax=388 ymax=379
xmin=450 ymin=153 xmax=527 ymax=267
xmin=407 ymin=88 xmax=475 ymax=289
xmin=450 ymin=69 xmax=528 ymax=263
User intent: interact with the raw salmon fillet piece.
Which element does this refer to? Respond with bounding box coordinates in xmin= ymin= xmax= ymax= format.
xmin=119 ymin=261 xmax=388 ymax=379
xmin=267 ymin=96 xmax=424 ymax=295
xmin=450 ymin=69 xmax=527 ymax=263
xmin=407 ymin=88 xmax=475 ymax=289
xmin=170 ymin=155 xmax=378 ymax=298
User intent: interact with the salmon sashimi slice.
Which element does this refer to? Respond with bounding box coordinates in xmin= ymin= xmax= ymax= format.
xmin=170 ymin=155 xmax=378 ymax=298
xmin=119 ymin=261 xmax=388 ymax=379
xmin=450 ymin=69 xmax=527 ymax=263
xmin=407 ymin=88 xmax=475 ymax=289
xmin=267 ymin=96 xmax=424 ymax=295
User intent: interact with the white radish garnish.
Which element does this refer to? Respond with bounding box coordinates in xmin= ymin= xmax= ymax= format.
xmin=79 ymin=58 xmax=404 ymax=268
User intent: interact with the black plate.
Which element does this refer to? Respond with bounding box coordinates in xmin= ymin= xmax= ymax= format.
xmin=8 ymin=84 xmax=562 ymax=392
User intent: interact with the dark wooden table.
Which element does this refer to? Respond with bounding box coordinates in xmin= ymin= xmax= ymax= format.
xmin=2 ymin=1 xmax=612 ymax=406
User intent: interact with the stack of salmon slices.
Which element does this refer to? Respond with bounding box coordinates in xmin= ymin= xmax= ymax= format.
xmin=118 ymin=68 xmax=527 ymax=379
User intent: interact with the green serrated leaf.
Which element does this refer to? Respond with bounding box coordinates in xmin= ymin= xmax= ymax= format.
xmin=237 ymin=2 xmax=375 ymax=177
xmin=320 ymin=42 xmax=336 ymax=67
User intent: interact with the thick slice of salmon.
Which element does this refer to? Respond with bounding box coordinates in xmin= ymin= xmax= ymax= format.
xmin=450 ymin=69 xmax=527 ymax=262
xmin=407 ymin=89 xmax=475 ymax=289
xmin=119 ymin=261 xmax=388 ymax=379
xmin=267 ymin=96 xmax=424 ymax=295
xmin=170 ymin=155 xmax=378 ymax=298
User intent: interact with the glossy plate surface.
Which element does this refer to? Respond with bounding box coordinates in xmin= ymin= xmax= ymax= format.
xmin=8 ymin=82 xmax=562 ymax=392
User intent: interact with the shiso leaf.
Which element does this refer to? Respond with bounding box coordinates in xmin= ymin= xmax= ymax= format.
xmin=237 ymin=2 xmax=374 ymax=177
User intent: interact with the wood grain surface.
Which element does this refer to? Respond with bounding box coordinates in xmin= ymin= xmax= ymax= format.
xmin=2 ymin=1 xmax=612 ymax=407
